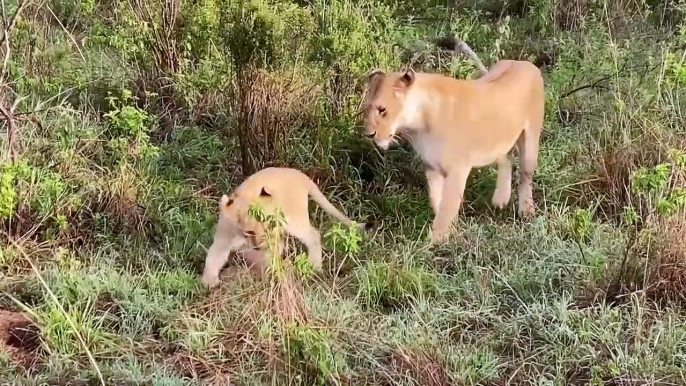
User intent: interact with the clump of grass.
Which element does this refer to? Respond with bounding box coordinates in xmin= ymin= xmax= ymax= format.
xmin=286 ymin=323 xmax=349 ymax=385
xmin=379 ymin=347 xmax=450 ymax=386
xmin=355 ymin=259 xmax=439 ymax=310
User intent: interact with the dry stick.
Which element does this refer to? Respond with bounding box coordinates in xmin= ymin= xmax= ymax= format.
xmin=0 ymin=101 xmax=17 ymax=162
xmin=0 ymin=0 xmax=29 ymax=48
xmin=10 ymin=239 xmax=106 ymax=386
xmin=1 ymin=0 xmax=31 ymax=162
xmin=46 ymin=5 xmax=86 ymax=64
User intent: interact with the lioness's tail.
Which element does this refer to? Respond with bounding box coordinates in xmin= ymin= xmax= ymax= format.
xmin=436 ymin=35 xmax=488 ymax=75
xmin=306 ymin=180 xmax=376 ymax=233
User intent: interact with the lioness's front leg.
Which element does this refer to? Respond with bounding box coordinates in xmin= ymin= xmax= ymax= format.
xmin=425 ymin=168 xmax=444 ymax=215
xmin=430 ymin=166 xmax=470 ymax=245
xmin=492 ymin=154 xmax=513 ymax=209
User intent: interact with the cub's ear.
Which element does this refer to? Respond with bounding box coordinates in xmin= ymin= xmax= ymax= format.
xmin=259 ymin=187 xmax=272 ymax=197
xmin=397 ymin=68 xmax=415 ymax=88
xmin=220 ymin=194 xmax=234 ymax=208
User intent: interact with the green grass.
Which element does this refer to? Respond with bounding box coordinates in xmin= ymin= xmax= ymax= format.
xmin=1 ymin=0 xmax=686 ymax=384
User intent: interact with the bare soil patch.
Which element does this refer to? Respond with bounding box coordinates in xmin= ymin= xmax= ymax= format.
xmin=0 ymin=309 xmax=41 ymax=369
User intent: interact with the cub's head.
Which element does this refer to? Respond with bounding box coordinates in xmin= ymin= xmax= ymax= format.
xmin=364 ymin=68 xmax=416 ymax=150
xmin=219 ymin=186 xmax=273 ymax=247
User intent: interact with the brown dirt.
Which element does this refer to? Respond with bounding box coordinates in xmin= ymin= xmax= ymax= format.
xmin=380 ymin=347 xmax=450 ymax=386
xmin=0 ymin=309 xmax=41 ymax=369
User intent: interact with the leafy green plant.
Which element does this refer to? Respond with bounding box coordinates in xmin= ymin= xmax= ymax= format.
xmin=572 ymin=208 xmax=594 ymax=242
xmin=325 ymin=222 xmax=362 ymax=259
xmin=0 ymin=165 xmax=19 ymax=220
xmin=631 ymin=150 xmax=686 ymax=218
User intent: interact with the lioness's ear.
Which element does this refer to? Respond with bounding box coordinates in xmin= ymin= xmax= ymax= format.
xmin=399 ymin=68 xmax=415 ymax=87
xmin=368 ymin=69 xmax=385 ymax=83
xmin=259 ymin=187 xmax=271 ymax=197
xmin=367 ymin=69 xmax=385 ymax=97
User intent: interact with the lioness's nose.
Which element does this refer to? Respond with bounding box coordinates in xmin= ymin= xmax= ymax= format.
xmin=365 ymin=131 xmax=376 ymax=138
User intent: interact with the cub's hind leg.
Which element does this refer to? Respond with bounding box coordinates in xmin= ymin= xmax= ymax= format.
xmin=492 ymin=154 xmax=512 ymax=209
xmin=286 ymin=221 xmax=323 ymax=270
xmin=517 ymin=121 xmax=542 ymax=217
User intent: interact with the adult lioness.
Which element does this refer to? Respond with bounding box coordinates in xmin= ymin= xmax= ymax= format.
xmin=364 ymin=40 xmax=544 ymax=244
xmin=201 ymin=167 xmax=371 ymax=288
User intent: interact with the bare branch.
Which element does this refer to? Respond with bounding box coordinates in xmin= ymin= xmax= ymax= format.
xmin=0 ymin=100 xmax=18 ymax=162
xmin=46 ymin=5 xmax=86 ymax=64
xmin=1 ymin=0 xmax=30 ymax=81
xmin=0 ymin=0 xmax=29 ymax=47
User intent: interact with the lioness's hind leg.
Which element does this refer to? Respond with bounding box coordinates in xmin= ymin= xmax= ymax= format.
xmin=492 ymin=154 xmax=512 ymax=209
xmin=517 ymin=123 xmax=541 ymax=217
xmin=287 ymin=222 xmax=323 ymax=270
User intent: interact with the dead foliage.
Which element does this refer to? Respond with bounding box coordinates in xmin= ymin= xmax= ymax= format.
xmin=643 ymin=215 xmax=686 ymax=305
xmin=379 ymin=347 xmax=450 ymax=386
xmin=129 ymin=0 xmax=181 ymax=75
xmin=232 ymin=68 xmax=321 ymax=175
xmin=260 ymin=270 xmax=309 ymax=325
xmin=0 ymin=309 xmax=41 ymax=369
xmin=580 ymin=214 xmax=686 ymax=308
xmin=587 ymin=139 xmax=665 ymax=221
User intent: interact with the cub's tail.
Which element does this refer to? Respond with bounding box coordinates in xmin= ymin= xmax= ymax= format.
xmin=435 ymin=35 xmax=488 ymax=76
xmin=306 ymin=180 xmax=375 ymax=234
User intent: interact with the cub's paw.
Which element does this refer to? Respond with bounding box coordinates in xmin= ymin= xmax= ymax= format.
xmin=359 ymin=221 xmax=379 ymax=235
xmin=201 ymin=274 xmax=222 ymax=289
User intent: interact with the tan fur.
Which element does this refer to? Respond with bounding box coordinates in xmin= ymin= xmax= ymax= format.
xmin=201 ymin=167 xmax=366 ymax=287
xmin=364 ymin=60 xmax=545 ymax=244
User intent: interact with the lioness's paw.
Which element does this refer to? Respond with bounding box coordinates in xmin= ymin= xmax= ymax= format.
xmin=518 ymin=202 xmax=536 ymax=217
xmin=491 ymin=188 xmax=511 ymax=209
xmin=429 ymin=228 xmax=449 ymax=245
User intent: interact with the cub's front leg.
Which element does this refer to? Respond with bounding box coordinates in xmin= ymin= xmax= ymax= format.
xmin=201 ymin=217 xmax=248 ymax=288
xmin=429 ymin=166 xmax=470 ymax=245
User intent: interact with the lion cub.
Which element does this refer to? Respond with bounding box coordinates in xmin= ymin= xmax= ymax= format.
xmin=364 ymin=39 xmax=545 ymax=244
xmin=201 ymin=167 xmax=371 ymax=288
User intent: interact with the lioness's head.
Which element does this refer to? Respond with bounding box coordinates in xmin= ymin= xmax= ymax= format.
xmin=364 ymin=68 xmax=416 ymax=150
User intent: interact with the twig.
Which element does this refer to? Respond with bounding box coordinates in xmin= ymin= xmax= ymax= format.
xmin=560 ymin=62 xmax=658 ymax=99
xmin=46 ymin=5 xmax=86 ymax=64
xmin=0 ymin=98 xmax=17 ymax=162
xmin=1 ymin=0 xmax=30 ymax=81
xmin=561 ymin=75 xmax=613 ymax=99
xmin=0 ymin=0 xmax=29 ymax=47
xmin=9 ymin=238 xmax=106 ymax=386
